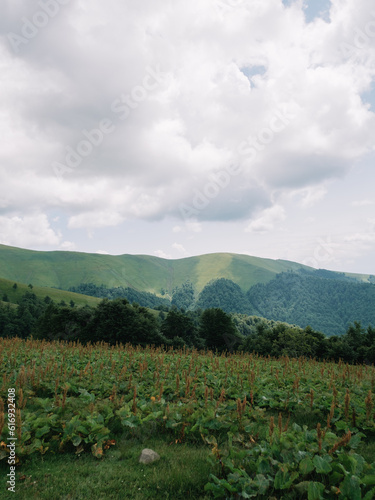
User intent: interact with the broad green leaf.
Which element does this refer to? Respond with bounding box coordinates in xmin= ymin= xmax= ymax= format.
xmin=35 ymin=425 xmax=50 ymax=438
xmin=295 ymin=481 xmax=310 ymax=495
xmin=274 ymin=470 xmax=299 ymax=490
xmin=307 ymin=481 xmax=325 ymax=500
xmin=363 ymin=486 xmax=375 ymax=500
xmin=313 ymin=455 xmax=332 ymax=474
xmin=349 ymin=433 xmax=366 ymax=449
xmin=340 ymin=475 xmax=361 ymax=500
xmin=257 ymin=458 xmax=271 ymax=475
xmin=300 ymin=457 xmax=315 ymax=475
xmin=363 ymin=475 xmax=375 ymax=486
xmin=254 ymin=474 xmax=270 ymax=495
xmin=328 ymin=471 xmax=344 ymax=486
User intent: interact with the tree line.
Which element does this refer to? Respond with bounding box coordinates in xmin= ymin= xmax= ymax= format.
xmin=0 ymin=291 xmax=374 ymax=363
xmin=67 ymin=273 xmax=375 ymax=337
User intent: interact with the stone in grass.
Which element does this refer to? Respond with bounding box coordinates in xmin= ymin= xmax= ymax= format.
xmin=139 ymin=448 xmax=160 ymax=464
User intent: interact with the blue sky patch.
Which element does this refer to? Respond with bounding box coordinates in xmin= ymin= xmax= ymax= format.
xmin=282 ymin=0 xmax=332 ymax=23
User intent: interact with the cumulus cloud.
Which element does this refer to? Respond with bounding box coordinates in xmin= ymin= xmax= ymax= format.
xmin=0 ymin=0 xmax=374 ymax=249
xmin=245 ymin=205 xmax=286 ymax=233
xmin=172 ymin=242 xmax=188 ymax=254
xmin=0 ymin=213 xmax=64 ymax=248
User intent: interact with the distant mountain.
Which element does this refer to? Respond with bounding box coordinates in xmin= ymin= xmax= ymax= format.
xmin=246 ymin=271 xmax=375 ymax=336
xmin=1 ymin=244 xmax=374 ymax=336
xmin=193 ymin=273 xmax=375 ymax=335
xmin=0 ymin=244 xmax=325 ymax=293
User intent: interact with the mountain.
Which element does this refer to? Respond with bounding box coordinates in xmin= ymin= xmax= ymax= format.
xmin=1 ymin=244 xmax=374 ymax=336
xmin=0 ymin=243 xmax=325 ymax=293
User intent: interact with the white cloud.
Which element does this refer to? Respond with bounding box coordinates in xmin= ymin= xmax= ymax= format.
xmin=0 ymin=0 xmax=374 ymax=272
xmin=0 ymin=0 xmax=374 ymax=227
xmin=344 ymin=233 xmax=375 ymax=243
xmin=0 ymin=214 xmax=62 ymax=248
xmin=154 ymin=249 xmax=172 ymax=259
xmin=245 ymin=205 xmax=286 ymax=233
xmin=60 ymin=241 xmax=76 ymax=251
xmin=68 ymin=210 xmax=124 ymax=229
xmin=172 ymin=242 xmax=188 ymax=254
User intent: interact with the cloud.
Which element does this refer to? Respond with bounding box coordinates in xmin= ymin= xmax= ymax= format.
xmin=154 ymin=249 xmax=172 ymax=259
xmin=344 ymin=233 xmax=375 ymax=243
xmin=0 ymin=213 xmax=65 ymax=248
xmin=172 ymin=242 xmax=188 ymax=255
xmin=352 ymin=199 xmax=375 ymax=207
xmin=0 ymin=0 xmax=374 ymax=237
xmin=245 ymin=205 xmax=286 ymax=233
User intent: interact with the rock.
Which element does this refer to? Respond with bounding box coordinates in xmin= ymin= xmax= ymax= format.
xmin=139 ymin=448 xmax=160 ymax=464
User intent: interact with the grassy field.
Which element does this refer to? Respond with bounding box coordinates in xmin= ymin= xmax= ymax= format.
xmin=0 ymin=437 xmax=212 ymax=499
xmin=0 ymin=277 xmax=101 ymax=308
xmin=0 ymin=338 xmax=374 ymax=498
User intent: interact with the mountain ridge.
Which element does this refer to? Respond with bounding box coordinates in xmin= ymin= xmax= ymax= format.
xmin=0 ymin=244 xmax=373 ymax=295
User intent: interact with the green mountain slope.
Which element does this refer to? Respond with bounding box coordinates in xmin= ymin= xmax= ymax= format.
xmin=0 ymin=244 xmax=314 ymax=293
xmin=0 ymin=244 xmax=372 ymax=296
xmin=0 ymin=277 xmax=101 ymax=308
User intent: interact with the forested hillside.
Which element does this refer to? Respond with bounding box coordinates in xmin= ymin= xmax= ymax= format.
xmin=248 ymin=271 xmax=375 ymax=335
xmin=196 ymin=273 xmax=375 ymax=336
xmin=65 ymin=272 xmax=375 ymax=336
xmin=1 ymin=245 xmax=375 ymax=337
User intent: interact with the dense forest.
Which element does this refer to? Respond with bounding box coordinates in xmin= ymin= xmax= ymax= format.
xmin=247 ymin=271 xmax=375 ymax=335
xmin=1 ymin=290 xmax=374 ymax=364
xmin=68 ymin=271 xmax=375 ymax=336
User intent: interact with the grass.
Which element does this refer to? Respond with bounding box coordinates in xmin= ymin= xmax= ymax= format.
xmin=0 ymin=436 xmax=213 ymax=499
xmin=0 ymin=277 xmax=101 ymax=308
xmin=7 ymin=429 xmax=373 ymax=500
xmin=0 ymin=243 xmax=340 ymax=295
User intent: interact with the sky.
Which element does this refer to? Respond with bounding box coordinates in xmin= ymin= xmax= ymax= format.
xmin=0 ymin=0 xmax=375 ymax=274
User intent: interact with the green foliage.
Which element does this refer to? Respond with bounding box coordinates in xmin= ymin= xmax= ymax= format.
xmin=0 ymin=276 xmax=101 ymax=308
xmin=69 ymin=283 xmax=170 ymax=309
xmin=197 ymin=278 xmax=251 ymax=314
xmin=34 ymin=303 xmax=93 ymax=342
xmin=2 ymin=245 xmax=375 ymax=340
xmin=240 ymin=319 xmax=375 ymax=364
xmin=1 ymin=338 xmax=375 ymax=499
xmin=199 ymin=308 xmax=243 ymax=351
xmin=171 ymin=281 xmax=196 ymax=310
xmin=161 ymin=309 xmax=202 ymax=347
xmin=78 ymin=298 xmax=164 ymax=346
xmin=248 ymin=272 xmax=375 ymax=336
xmin=205 ymin=424 xmax=375 ymax=499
